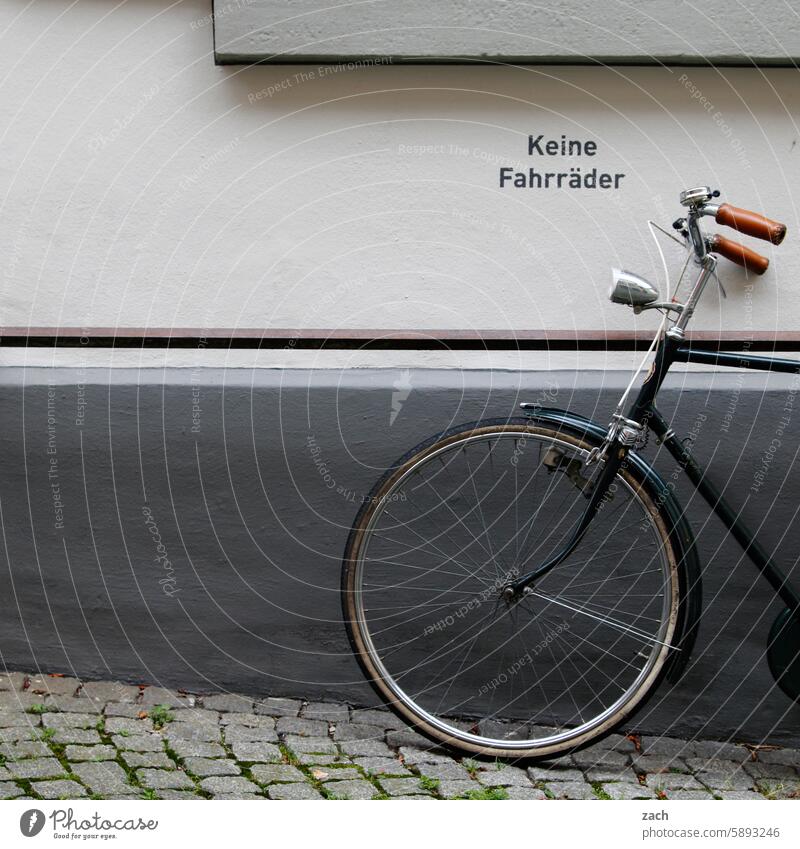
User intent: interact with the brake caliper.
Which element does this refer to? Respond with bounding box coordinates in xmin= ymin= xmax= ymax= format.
xmin=542 ymin=447 xmax=595 ymax=496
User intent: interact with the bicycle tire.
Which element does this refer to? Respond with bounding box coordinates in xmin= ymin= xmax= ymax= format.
xmin=342 ymin=416 xmax=685 ymax=760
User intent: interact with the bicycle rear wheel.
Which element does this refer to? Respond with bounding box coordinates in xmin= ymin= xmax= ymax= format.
xmin=342 ymin=418 xmax=680 ymax=759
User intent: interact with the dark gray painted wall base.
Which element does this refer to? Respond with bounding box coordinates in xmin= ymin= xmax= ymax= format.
xmin=1 ymin=367 xmax=798 ymax=744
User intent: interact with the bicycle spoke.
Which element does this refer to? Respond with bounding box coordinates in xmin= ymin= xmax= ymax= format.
xmin=528 ymin=590 xmax=673 ymax=649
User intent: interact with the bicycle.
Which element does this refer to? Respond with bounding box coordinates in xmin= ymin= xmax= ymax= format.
xmin=341 ymin=186 xmax=798 ymax=759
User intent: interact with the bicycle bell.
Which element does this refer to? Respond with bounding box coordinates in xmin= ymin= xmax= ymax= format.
xmin=679 ymin=186 xmax=720 ymax=207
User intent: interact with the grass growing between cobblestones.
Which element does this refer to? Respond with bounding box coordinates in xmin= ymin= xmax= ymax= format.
xmin=419 ymin=775 xmax=440 ymax=794
xmin=279 ymin=742 xmax=385 ymax=800
xmin=161 ymin=740 xmax=211 ymax=799
xmin=280 ymin=742 xmax=331 ymax=798
xmin=95 ymin=715 xmax=153 ymax=799
xmin=26 ymin=703 xmax=57 ymax=715
xmin=148 ymin=705 xmax=175 ymax=730
xmin=759 ymin=781 xmax=799 ymax=800
xmin=460 ymin=787 xmax=509 ymax=800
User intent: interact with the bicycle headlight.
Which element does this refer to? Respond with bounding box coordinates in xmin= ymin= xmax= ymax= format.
xmin=609 ymin=268 xmax=660 ymax=307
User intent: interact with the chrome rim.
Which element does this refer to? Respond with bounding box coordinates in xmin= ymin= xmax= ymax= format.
xmin=352 ymin=428 xmax=676 ymax=752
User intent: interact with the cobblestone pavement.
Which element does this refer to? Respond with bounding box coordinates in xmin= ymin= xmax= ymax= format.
xmin=1 ymin=671 xmax=798 ymax=801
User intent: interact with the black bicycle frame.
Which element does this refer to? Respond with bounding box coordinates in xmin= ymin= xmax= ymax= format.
xmin=513 ymin=332 xmax=800 ymax=616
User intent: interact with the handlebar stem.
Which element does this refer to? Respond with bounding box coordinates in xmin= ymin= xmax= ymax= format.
xmin=686 ymin=205 xmax=710 ymax=261
xmin=665 ymin=254 xmax=717 ymax=340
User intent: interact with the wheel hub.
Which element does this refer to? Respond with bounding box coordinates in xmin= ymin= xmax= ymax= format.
xmin=500 ymin=583 xmax=532 ymax=606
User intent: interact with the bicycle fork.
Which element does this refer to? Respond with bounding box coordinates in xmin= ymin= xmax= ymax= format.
xmin=504 ymin=427 xmax=634 ymax=600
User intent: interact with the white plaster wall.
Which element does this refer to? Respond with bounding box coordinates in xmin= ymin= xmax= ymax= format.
xmin=1 ymin=0 xmax=799 ymax=347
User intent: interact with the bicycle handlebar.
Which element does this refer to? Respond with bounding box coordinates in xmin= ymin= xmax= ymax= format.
xmin=714 ymin=203 xmax=787 ymax=245
xmin=708 ymin=234 xmax=770 ymax=275
xmin=619 ymin=188 xmax=788 ymax=338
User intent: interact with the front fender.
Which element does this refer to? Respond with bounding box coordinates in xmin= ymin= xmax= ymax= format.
xmin=521 ymin=405 xmax=701 ymax=685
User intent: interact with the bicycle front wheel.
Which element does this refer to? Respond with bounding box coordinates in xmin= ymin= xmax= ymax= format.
xmin=342 ymin=418 xmax=680 ymax=759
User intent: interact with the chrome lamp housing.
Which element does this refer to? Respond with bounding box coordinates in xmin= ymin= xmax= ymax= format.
xmin=609 ymin=268 xmax=660 ymax=308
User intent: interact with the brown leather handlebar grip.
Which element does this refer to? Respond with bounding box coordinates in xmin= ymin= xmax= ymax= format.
xmin=709 ymin=234 xmax=769 ymax=275
xmin=715 ymin=203 xmax=787 ymax=245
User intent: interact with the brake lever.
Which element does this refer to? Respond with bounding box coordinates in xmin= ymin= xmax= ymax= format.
xmin=655 ymin=219 xmax=688 ymax=247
